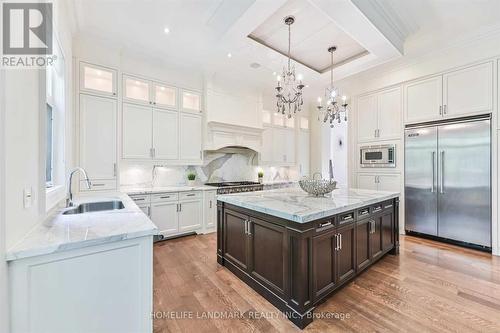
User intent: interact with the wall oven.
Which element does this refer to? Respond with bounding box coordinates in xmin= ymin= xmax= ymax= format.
xmin=360 ymin=144 xmax=396 ymax=168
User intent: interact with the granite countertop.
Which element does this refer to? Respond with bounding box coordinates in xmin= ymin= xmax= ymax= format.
xmin=217 ymin=187 xmax=399 ymax=223
xmin=6 ymin=193 xmax=158 ymax=261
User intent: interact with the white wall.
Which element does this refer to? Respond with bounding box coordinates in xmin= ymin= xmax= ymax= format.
xmin=330 ymin=120 xmax=348 ymax=186
xmin=1 ymin=56 xmax=10 ymax=333
xmin=4 ymin=0 xmax=75 ymax=249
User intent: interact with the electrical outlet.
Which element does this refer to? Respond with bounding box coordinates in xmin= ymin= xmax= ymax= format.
xmin=23 ymin=187 xmax=32 ymax=208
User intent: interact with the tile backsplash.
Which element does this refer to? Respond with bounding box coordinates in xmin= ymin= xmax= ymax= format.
xmin=120 ymin=150 xmax=298 ymax=187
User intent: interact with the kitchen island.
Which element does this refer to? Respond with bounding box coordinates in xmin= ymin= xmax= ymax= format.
xmin=217 ymin=187 xmax=399 ymax=329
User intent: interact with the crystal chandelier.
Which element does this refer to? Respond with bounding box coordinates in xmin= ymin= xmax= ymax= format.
xmin=317 ymin=46 xmax=349 ymax=128
xmin=275 ymin=16 xmax=305 ymax=119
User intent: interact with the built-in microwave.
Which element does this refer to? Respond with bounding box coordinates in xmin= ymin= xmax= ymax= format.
xmin=360 ymin=144 xmax=396 ymax=168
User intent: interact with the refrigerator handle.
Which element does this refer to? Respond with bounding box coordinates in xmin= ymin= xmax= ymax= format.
xmin=440 ymin=151 xmax=445 ymax=194
xmin=431 ymin=151 xmax=436 ymax=193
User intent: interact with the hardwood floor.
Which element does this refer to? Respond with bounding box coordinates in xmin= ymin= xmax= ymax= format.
xmin=153 ymin=234 xmax=500 ymax=333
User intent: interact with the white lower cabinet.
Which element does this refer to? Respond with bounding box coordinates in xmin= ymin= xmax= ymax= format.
xmin=9 ymin=236 xmax=153 ymax=333
xmin=203 ymin=190 xmax=217 ymax=233
xmin=357 ymin=173 xmax=401 ymax=192
xmin=178 ymin=199 xmax=202 ymax=232
xmin=132 ymin=191 xmax=204 ymax=237
xmin=150 ymin=201 xmax=179 ymax=236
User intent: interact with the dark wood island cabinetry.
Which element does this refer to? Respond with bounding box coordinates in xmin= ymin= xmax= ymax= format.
xmin=217 ymin=188 xmax=399 ymax=329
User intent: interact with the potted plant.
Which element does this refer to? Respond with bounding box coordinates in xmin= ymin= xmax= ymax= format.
xmin=258 ymin=170 xmax=264 ymax=184
xmin=187 ymin=172 xmax=196 ymax=186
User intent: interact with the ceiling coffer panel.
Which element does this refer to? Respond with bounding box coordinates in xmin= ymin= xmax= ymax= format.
xmin=248 ymin=0 xmax=368 ymax=73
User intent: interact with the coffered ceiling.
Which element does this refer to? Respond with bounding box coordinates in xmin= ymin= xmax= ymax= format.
xmin=248 ymin=0 xmax=368 ymax=73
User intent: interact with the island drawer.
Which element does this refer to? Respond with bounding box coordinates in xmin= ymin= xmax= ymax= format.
xmin=356 ymin=207 xmax=370 ymax=219
xmin=382 ymin=200 xmax=394 ymax=211
xmin=338 ymin=211 xmax=355 ymax=225
xmin=151 ymin=193 xmax=179 ymax=202
xmin=315 ymin=218 xmax=335 ymax=232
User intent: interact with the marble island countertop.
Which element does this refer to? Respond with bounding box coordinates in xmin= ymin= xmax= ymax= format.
xmin=217 ymin=187 xmax=399 ymax=223
xmin=6 ymin=193 xmax=158 ymax=261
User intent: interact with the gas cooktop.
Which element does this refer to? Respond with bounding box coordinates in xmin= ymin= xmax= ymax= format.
xmin=205 ymin=181 xmax=261 ymax=187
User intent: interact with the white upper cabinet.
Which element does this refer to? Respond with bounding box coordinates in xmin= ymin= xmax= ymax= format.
xmin=443 ymin=62 xmax=493 ymax=118
xmin=122 ymin=103 xmax=153 ymax=159
xmin=123 ymin=75 xmax=151 ymax=105
xmin=179 ymin=113 xmax=202 ymax=161
xmin=285 ymin=129 xmax=296 ymax=164
xmin=181 ymin=90 xmax=202 ymax=113
xmin=357 ymin=174 xmax=378 ymax=190
xmin=80 ymin=62 xmax=117 ymax=97
xmin=153 ymin=82 xmax=177 ymax=109
xmin=260 ymin=127 xmax=274 ymax=163
xmin=272 ymin=128 xmax=287 ymax=163
xmin=300 ymin=116 xmax=309 ymax=130
xmin=298 ymin=130 xmax=310 ymax=177
xmin=262 ymin=110 xmax=272 ymax=125
xmin=377 ymin=87 xmax=401 ymax=140
xmin=79 ymin=94 xmax=117 ymax=181
xmin=405 ymin=76 xmax=443 ymax=124
xmin=153 ymin=109 xmax=179 ymax=160
xmin=405 ymin=61 xmax=493 ymax=124
xmin=357 ymin=94 xmax=378 ymax=142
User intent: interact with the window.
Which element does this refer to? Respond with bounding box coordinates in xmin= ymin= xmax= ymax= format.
xmin=44 ymin=34 xmax=66 ymax=211
xmin=45 ymin=103 xmax=53 ymax=187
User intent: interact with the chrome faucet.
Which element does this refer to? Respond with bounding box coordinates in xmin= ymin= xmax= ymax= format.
xmin=66 ymin=167 xmax=91 ymax=207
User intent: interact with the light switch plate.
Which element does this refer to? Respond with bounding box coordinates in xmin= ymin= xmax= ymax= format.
xmin=23 ymin=187 xmax=32 ymax=208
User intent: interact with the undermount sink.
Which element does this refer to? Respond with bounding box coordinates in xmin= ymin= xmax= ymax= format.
xmin=63 ymin=201 xmax=125 ymax=215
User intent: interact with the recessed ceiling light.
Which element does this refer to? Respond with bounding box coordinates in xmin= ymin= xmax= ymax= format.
xmin=227 ymin=53 xmax=232 ymax=58
xmin=272 ymin=71 xmax=277 ymax=76
xmin=250 ymin=62 xmax=261 ymax=69
xmin=164 ymin=27 xmax=170 ymax=34
xmin=305 ymin=84 xmax=309 ymax=88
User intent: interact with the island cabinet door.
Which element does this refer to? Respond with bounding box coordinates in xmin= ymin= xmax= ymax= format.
xmin=312 ymin=229 xmax=337 ymax=301
xmin=336 ymin=223 xmax=356 ymax=285
xmin=381 ymin=208 xmax=395 ymax=252
xmin=356 ymin=218 xmax=371 ymax=271
xmin=223 ymin=210 xmax=249 ymax=271
xmin=247 ymin=218 xmax=287 ymax=297
xmin=370 ymin=216 xmax=384 ymax=261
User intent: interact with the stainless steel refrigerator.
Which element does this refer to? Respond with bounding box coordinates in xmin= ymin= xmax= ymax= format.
xmin=404 ymin=116 xmax=491 ymax=248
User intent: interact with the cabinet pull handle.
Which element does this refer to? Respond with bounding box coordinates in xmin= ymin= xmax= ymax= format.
xmin=179 ymin=203 xmax=182 ymax=211
xmin=147 ymin=206 xmax=151 ymax=216
xmin=334 ymin=234 xmax=339 ymax=251
xmin=92 ymin=183 xmax=105 ymax=187
xmin=209 ymin=200 xmax=212 ymax=209
xmin=343 ymin=214 xmax=353 ymax=221
xmin=134 ymin=198 xmax=145 ymax=201
xmin=439 ymin=105 xmax=442 ymax=115
xmin=372 ymin=206 xmax=382 ymax=213
xmin=339 ymin=233 xmax=342 ymax=250
xmin=247 ymin=220 xmax=252 ymax=236
xmin=318 ymin=221 xmax=332 ymax=228
xmin=443 ymin=105 xmax=447 ymax=114
xmin=384 ymin=204 xmax=393 ymax=209
xmin=244 ymin=219 xmax=248 ymax=235
xmin=113 ymin=163 xmax=117 ymax=177
xmin=160 ymin=196 xmax=170 ymax=199
xmin=186 ymin=193 xmax=195 ymax=197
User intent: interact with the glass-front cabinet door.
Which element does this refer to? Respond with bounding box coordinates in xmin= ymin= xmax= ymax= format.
xmin=123 ymin=75 xmax=151 ymax=105
xmin=80 ymin=62 xmax=117 ymax=97
xmin=153 ymin=82 xmax=177 ymax=109
xmin=181 ymin=89 xmax=202 ymax=113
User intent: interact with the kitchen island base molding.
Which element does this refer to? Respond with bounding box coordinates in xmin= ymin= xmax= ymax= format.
xmin=217 ymin=198 xmax=399 ymax=329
